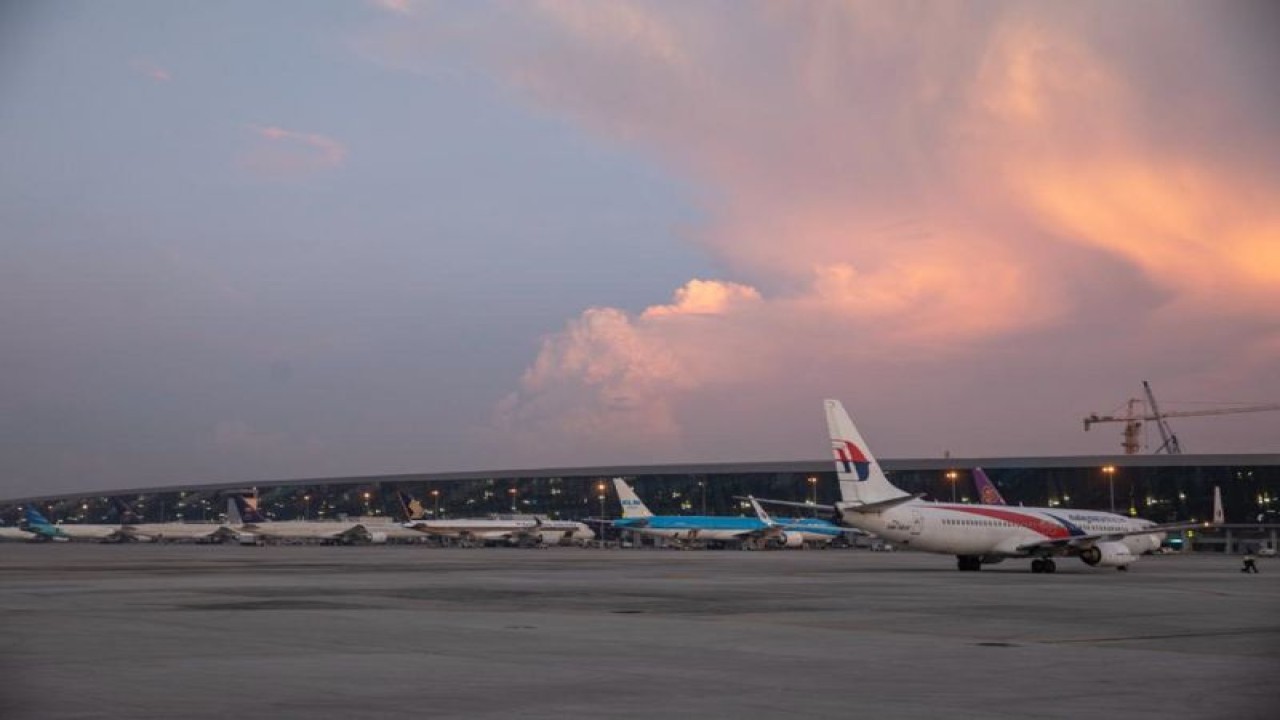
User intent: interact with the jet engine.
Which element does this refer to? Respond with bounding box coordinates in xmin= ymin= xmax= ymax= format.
xmin=365 ymin=531 xmax=388 ymax=545
xmin=773 ymin=532 xmax=806 ymax=549
xmin=236 ymin=533 xmax=260 ymax=546
xmin=1079 ymin=541 xmax=1136 ymax=568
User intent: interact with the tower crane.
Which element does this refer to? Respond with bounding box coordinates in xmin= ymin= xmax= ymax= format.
xmin=1083 ymin=381 xmax=1280 ymax=454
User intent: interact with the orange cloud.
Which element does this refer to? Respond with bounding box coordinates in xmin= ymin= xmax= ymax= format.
xmin=241 ymin=125 xmax=347 ymax=177
xmin=362 ymin=4 xmax=1280 ymax=455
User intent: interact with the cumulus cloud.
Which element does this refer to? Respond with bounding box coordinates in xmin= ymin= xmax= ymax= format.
xmin=240 ymin=125 xmax=347 ymax=178
xmin=366 ymin=2 xmax=1280 ymax=458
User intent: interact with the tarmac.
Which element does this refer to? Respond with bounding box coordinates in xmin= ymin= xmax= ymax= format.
xmin=0 ymin=545 xmax=1276 ymax=719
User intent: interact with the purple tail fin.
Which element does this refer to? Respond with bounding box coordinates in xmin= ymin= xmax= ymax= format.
xmin=973 ymin=468 xmax=1007 ymax=505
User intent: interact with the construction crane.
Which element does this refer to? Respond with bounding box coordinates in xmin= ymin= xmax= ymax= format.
xmin=1083 ymin=381 xmax=1280 ymax=454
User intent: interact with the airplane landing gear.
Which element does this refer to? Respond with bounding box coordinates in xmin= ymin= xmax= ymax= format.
xmin=956 ymin=555 xmax=982 ymax=571
xmin=1031 ymin=558 xmax=1057 ymax=574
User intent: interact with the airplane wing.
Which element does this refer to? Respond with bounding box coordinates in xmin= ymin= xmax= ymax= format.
xmin=1015 ymin=520 xmax=1213 ymax=554
xmin=735 ymin=496 xmax=838 ymax=517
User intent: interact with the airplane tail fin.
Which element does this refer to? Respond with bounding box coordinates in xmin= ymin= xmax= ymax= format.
xmin=396 ymin=490 xmax=426 ymax=521
xmin=973 ymin=468 xmax=1007 ymax=505
xmin=1212 ymin=485 xmax=1224 ymax=525
xmin=226 ymin=497 xmax=243 ymax=525
xmin=237 ymin=495 xmax=267 ymax=524
xmin=112 ymin=498 xmax=141 ymax=524
xmin=747 ymin=496 xmax=776 ymax=527
xmin=24 ymin=507 xmax=52 ymax=527
xmin=825 ymin=399 xmax=909 ymax=507
xmin=612 ymin=478 xmax=653 ymax=519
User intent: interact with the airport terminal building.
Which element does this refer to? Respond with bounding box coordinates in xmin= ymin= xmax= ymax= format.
xmin=4 ymin=453 xmax=1278 ymax=551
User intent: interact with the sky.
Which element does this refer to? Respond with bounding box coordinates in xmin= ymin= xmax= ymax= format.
xmin=2 ymin=1 xmax=1278 ymax=498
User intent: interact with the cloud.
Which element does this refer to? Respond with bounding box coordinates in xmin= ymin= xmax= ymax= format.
xmin=364 ymin=2 xmax=1280 ymax=458
xmin=240 ymin=125 xmax=347 ymax=178
xmin=131 ymin=59 xmax=171 ymax=82
xmin=370 ymin=0 xmax=413 ymax=15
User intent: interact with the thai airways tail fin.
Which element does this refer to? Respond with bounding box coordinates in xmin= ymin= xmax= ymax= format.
xmin=973 ymin=468 xmax=1007 ymax=505
xmin=612 ymin=478 xmax=653 ymax=519
xmin=825 ymin=399 xmax=910 ymax=507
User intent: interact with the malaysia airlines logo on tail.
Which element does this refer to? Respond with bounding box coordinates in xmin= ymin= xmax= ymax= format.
xmin=832 ymin=440 xmax=871 ymax=481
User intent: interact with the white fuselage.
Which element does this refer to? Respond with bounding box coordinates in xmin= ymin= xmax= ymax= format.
xmin=842 ymin=501 xmax=1163 ymax=558
xmin=229 ymin=520 xmax=368 ymax=543
xmin=408 ymin=518 xmax=595 ymax=544
xmin=119 ymin=522 xmax=230 ymax=542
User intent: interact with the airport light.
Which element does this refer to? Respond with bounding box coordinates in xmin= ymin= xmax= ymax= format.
xmin=431 ymin=489 xmax=440 ymax=517
xmin=597 ymin=482 xmax=607 ymax=545
xmin=508 ymin=487 xmax=517 ymax=512
xmin=1102 ymin=466 xmax=1116 ymax=513
xmin=946 ymin=471 xmax=958 ymax=503
xmin=807 ymin=476 xmax=818 ymax=505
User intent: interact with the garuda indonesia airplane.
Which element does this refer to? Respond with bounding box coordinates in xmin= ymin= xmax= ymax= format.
xmin=611 ymin=478 xmax=849 ymax=549
xmin=758 ymin=400 xmax=1220 ymax=572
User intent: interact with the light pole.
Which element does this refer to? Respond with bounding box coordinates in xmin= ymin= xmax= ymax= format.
xmin=807 ymin=476 xmax=818 ymax=506
xmin=303 ymin=494 xmax=311 ymax=520
xmin=698 ymin=480 xmax=706 ymax=515
xmin=1103 ymin=465 xmax=1116 ymax=513
xmin=597 ymin=482 xmax=606 ymax=546
xmin=947 ymin=471 xmax=958 ymax=503
xmin=431 ymin=489 xmax=440 ymax=518
xmin=508 ymin=487 xmax=518 ymax=513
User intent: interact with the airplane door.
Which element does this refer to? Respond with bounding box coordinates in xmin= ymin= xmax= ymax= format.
xmin=910 ymin=510 xmax=924 ymax=536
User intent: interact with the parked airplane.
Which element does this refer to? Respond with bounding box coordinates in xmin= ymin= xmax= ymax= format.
xmin=21 ymin=508 xmax=121 ymax=542
xmin=612 ymin=478 xmax=847 ymax=548
xmin=407 ymin=514 xmax=595 ymax=546
xmin=111 ymin=499 xmax=232 ymax=543
xmin=760 ymin=400 xmax=1217 ymax=572
xmin=0 ymin=525 xmax=38 ymax=542
xmin=973 ymin=468 xmax=1008 ymax=505
xmin=225 ymin=496 xmax=374 ymax=545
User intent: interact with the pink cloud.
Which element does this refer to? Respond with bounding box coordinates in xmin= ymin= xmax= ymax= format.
xmin=240 ymin=125 xmax=347 ymax=178
xmin=366 ymin=3 xmax=1280 ymax=458
xmin=132 ymin=59 xmax=172 ymax=82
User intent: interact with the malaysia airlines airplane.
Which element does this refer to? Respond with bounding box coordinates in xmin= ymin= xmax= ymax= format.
xmin=613 ymin=478 xmax=847 ymax=548
xmin=768 ymin=400 xmax=1219 ymax=573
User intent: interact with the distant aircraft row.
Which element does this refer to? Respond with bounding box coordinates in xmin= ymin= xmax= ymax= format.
xmin=1 ymin=399 xmax=1222 ymax=573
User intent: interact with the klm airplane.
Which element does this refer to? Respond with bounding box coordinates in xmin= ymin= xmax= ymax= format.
xmin=610 ymin=479 xmax=848 ymax=549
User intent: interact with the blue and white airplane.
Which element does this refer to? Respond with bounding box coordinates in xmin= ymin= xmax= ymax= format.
xmin=611 ymin=478 xmax=847 ymax=549
xmin=20 ymin=507 xmax=120 ymax=542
